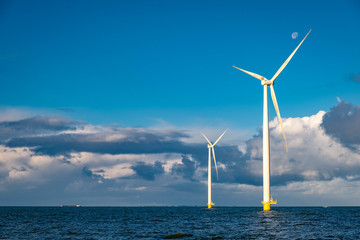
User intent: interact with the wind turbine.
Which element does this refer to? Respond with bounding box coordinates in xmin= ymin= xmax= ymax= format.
xmin=233 ymin=30 xmax=311 ymax=211
xmin=201 ymin=129 xmax=228 ymax=209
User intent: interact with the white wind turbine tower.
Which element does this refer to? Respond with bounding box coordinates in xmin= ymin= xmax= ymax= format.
xmin=201 ymin=129 xmax=228 ymax=209
xmin=233 ymin=30 xmax=311 ymax=211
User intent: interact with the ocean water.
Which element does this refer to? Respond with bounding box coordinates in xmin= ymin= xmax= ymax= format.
xmin=0 ymin=207 xmax=359 ymax=239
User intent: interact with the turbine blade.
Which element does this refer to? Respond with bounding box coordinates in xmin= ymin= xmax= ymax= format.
xmin=213 ymin=128 xmax=228 ymax=146
xmin=211 ymin=147 xmax=219 ymax=181
xmin=201 ymin=132 xmax=212 ymax=146
xmin=270 ymin=29 xmax=311 ymax=82
xmin=270 ymin=85 xmax=288 ymax=152
xmin=233 ymin=66 xmax=267 ymax=81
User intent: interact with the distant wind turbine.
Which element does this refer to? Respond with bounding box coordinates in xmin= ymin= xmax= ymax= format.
xmin=201 ymin=129 xmax=228 ymax=209
xmin=233 ymin=30 xmax=311 ymax=211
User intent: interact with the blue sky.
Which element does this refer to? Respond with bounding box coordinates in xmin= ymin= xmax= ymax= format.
xmin=1 ymin=0 xmax=359 ymax=128
xmin=0 ymin=0 xmax=360 ymax=206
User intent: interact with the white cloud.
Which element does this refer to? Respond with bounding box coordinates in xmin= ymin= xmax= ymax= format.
xmin=1 ymin=104 xmax=360 ymax=206
xmin=256 ymin=111 xmax=360 ymax=183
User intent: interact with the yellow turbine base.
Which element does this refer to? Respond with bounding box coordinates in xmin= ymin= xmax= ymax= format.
xmin=263 ymin=203 xmax=271 ymax=211
xmin=207 ymin=204 xmax=212 ymax=209
xmin=261 ymin=194 xmax=277 ymax=211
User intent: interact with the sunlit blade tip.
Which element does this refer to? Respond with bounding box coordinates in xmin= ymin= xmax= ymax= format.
xmin=213 ymin=128 xmax=228 ymax=146
xmin=233 ymin=66 xmax=266 ymax=81
xmin=200 ymin=132 xmax=212 ymax=145
xmin=270 ymin=29 xmax=311 ymax=83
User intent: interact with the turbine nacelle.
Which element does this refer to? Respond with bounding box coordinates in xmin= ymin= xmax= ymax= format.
xmin=261 ymin=80 xmax=273 ymax=86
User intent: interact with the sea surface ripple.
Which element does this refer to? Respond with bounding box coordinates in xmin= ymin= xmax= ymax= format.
xmin=0 ymin=207 xmax=359 ymax=239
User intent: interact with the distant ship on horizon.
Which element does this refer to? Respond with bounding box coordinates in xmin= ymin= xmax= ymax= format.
xmin=60 ymin=205 xmax=81 ymax=207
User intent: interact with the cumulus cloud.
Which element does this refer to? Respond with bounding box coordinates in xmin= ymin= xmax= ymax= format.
xmin=267 ymin=110 xmax=360 ymax=184
xmin=186 ymin=109 xmax=360 ymax=188
xmin=171 ymin=155 xmax=197 ymax=180
xmin=1 ymin=102 xmax=360 ymax=206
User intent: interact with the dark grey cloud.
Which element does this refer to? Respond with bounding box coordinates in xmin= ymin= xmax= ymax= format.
xmin=271 ymin=174 xmax=307 ymax=186
xmin=0 ymin=116 xmax=79 ymax=142
xmin=5 ymin=132 xmax=198 ymax=156
xmin=82 ymin=166 xmax=104 ymax=182
xmin=131 ymin=161 xmax=164 ymax=181
xmin=167 ymin=141 xmax=261 ymax=186
xmin=321 ymin=101 xmax=360 ymax=148
xmin=171 ymin=155 xmax=196 ymax=180
xmin=2 ymin=116 xmax=197 ymax=156
xmin=197 ymin=145 xmax=260 ymax=185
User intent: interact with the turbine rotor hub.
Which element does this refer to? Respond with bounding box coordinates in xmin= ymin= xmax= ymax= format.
xmin=261 ymin=80 xmax=273 ymax=86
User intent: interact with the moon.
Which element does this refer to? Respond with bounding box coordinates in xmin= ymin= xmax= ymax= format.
xmin=291 ymin=32 xmax=298 ymax=39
